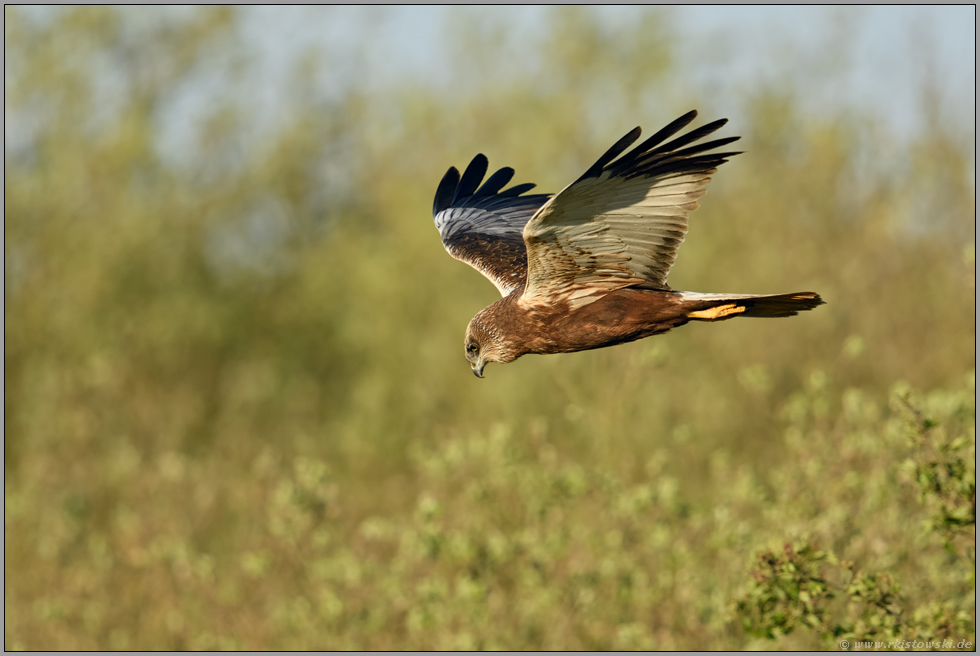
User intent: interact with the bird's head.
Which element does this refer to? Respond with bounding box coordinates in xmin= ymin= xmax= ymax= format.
xmin=463 ymin=313 xmax=516 ymax=378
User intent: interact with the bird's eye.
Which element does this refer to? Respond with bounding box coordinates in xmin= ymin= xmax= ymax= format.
xmin=467 ymin=344 xmax=478 ymax=354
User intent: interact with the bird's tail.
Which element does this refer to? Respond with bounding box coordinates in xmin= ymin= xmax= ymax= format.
xmin=679 ymin=291 xmax=824 ymax=321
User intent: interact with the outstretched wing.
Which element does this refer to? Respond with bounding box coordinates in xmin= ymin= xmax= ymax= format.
xmin=521 ymin=110 xmax=740 ymax=307
xmin=433 ymin=154 xmax=551 ymax=296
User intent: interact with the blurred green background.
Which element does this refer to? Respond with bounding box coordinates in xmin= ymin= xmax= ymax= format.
xmin=4 ymin=6 xmax=975 ymax=650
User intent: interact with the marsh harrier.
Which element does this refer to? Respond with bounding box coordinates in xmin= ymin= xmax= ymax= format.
xmin=432 ymin=110 xmax=823 ymax=377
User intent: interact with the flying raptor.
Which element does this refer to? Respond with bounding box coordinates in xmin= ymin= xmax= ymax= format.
xmin=432 ymin=110 xmax=823 ymax=377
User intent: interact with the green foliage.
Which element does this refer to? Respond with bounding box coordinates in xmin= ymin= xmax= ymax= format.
xmin=4 ymin=6 xmax=975 ymax=651
xmin=898 ymin=394 xmax=977 ymax=562
xmin=737 ymin=543 xmax=835 ymax=639
xmin=734 ymin=386 xmax=976 ymax=649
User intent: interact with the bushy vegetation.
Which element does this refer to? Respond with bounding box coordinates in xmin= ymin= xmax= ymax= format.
xmin=735 ymin=383 xmax=975 ymax=649
xmin=5 ymin=7 xmax=975 ymax=650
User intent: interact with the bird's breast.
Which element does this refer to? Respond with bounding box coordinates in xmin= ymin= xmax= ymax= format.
xmin=516 ymin=288 xmax=689 ymax=354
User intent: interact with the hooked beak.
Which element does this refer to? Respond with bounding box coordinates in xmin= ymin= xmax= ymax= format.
xmin=471 ymin=361 xmax=485 ymax=378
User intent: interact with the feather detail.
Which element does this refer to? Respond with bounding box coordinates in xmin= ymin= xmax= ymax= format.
xmin=522 ymin=112 xmax=740 ymax=305
xmin=432 ymin=154 xmax=551 ymax=296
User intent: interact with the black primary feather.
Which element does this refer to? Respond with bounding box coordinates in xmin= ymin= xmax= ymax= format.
xmin=647 ymin=117 xmax=730 ymax=156
xmin=432 ymin=153 xmax=552 ymax=295
xmin=614 ymin=110 xmax=699 ymax=168
xmin=472 ymin=167 xmax=515 ymax=198
xmin=576 ymin=126 xmax=642 ymax=182
xmin=496 ymin=182 xmax=537 ymax=197
xmin=452 ymin=154 xmax=489 ymax=204
xmin=601 ymin=112 xmax=742 ymax=181
xmin=568 ymin=111 xmax=744 ymax=183
xmin=432 ymin=155 xmax=550 ymax=224
xmin=433 ymin=166 xmax=460 ymax=215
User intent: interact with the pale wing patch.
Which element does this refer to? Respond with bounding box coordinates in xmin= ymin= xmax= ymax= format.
xmin=522 ymin=169 xmax=715 ymax=305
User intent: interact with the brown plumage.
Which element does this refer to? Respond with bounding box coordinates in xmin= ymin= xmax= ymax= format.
xmin=432 ymin=111 xmax=824 ymax=377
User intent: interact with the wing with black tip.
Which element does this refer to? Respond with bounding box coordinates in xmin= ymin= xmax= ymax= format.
xmin=521 ymin=111 xmax=741 ymax=307
xmin=433 ymin=154 xmax=551 ymax=296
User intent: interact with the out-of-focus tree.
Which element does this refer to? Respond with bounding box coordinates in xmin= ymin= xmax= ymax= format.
xmin=4 ymin=6 xmax=974 ymax=650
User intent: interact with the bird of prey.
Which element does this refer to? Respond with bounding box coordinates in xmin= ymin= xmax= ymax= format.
xmin=432 ymin=110 xmax=823 ymax=378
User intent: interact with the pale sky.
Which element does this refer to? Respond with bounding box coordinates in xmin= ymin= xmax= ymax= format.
xmin=13 ymin=7 xmax=970 ymax=168
xmin=237 ymin=6 xmax=975 ymax=139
